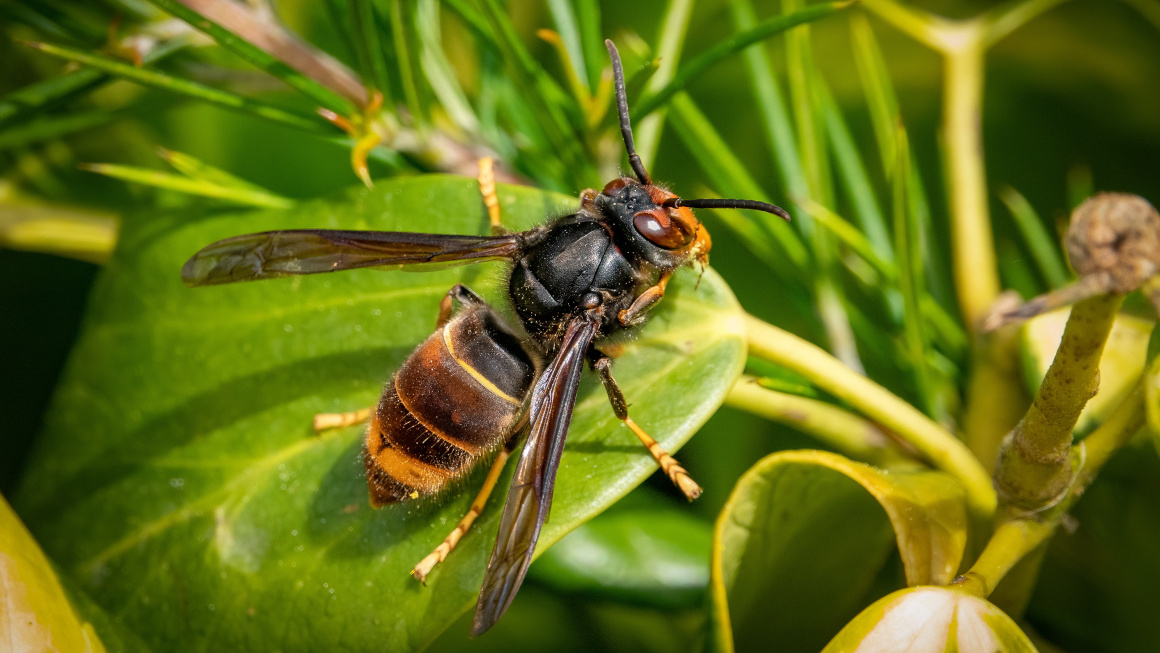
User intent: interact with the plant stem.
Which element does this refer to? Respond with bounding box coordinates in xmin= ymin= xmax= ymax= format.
xmin=941 ymin=28 xmax=996 ymax=330
xmin=744 ymin=314 xmax=997 ymax=519
xmin=954 ymin=518 xmax=1053 ymax=598
xmin=994 ymin=294 xmax=1124 ymax=509
xmin=725 ymin=377 xmax=914 ymax=467
xmin=958 ymin=379 xmax=1146 ymax=597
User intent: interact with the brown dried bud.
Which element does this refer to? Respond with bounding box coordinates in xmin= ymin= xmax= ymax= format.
xmin=1066 ymin=192 xmax=1160 ymax=293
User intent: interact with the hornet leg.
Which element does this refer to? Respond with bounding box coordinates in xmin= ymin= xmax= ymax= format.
xmin=313 ymin=407 xmax=372 ymax=432
xmin=478 ymin=157 xmax=506 ymax=235
xmin=411 ymin=430 xmax=522 ymax=583
xmin=592 ymin=356 xmax=702 ymax=501
xmin=618 ymin=271 xmax=673 ymax=327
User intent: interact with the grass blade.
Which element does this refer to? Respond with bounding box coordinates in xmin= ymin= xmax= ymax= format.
xmin=0 ymin=110 xmax=115 ymax=151
xmin=892 ymin=126 xmax=935 ymax=416
xmin=81 ymin=163 xmax=295 ymax=208
xmin=634 ymin=0 xmax=694 ymax=168
xmin=817 ymin=82 xmax=894 ymax=261
xmin=727 ymin=0 xmax=809 ymax=219
xmin=575 ymin=0 xmax=604 ymax=91
xmin=352 ymin=0 xmax=391 ymax=94
xmin=0 ymin=69 xmax=106 ymax=128
xmin=0 ymin=35 xmax=186 ymax=129
xmin=145 ymin=0 xmax=360 ymax=114
xmin=478 ymin=0 xmax=593 ymax=188
xmin=22 ymin=40 xmax=327 ymax=133
xmin=156 ymin=148 xmax=287 ymax=196
xmin=998 ymin=185 xmax=1069 ymax=288
xmin=667 ymin=92 xmax=810 ymax=280
xmin=389 ymin=0 xmax=425 ymax=127
xmin=546 ymin=0 xmax=590 ymax=89
xmin=415 ymin=0 xmax=478 ymax=134
xmin=851 ymin=12 xmax=900 ymax=171
xmin=635 ymin=0 xmax=852 ymax=120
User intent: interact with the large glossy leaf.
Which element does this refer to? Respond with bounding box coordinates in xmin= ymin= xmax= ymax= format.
xmin=709 ymin=450 xmax=967 ymax=653
xmin=14 ymin=175 xmax=747 ymax=651
xmin=529 ymin=489 xmax=713 ymax=609
xmin=0 ymin=494 xmax=105 ymax=652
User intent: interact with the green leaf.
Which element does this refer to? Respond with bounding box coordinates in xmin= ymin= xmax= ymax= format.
xmin=0 ymin=494 xmax=108 ymax=653
xmin=15 ymin=175 xmax=747 ymax=651
xmin=530 ymin=493 xmax=712 ymax=609
xmin=709 ymin=450 xmax=968 ymax=653
xmin=822 ymin=587 xmax=1036 ymax=652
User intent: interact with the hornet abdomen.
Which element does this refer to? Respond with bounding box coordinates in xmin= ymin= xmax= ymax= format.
xmin=364 ymin=306 xmax=536 ymax=506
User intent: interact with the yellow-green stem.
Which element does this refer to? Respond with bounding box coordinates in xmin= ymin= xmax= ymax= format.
xmin=994 ymin=294 xmax=1124 ymax=509
xmin=959 ymin=380 xmax=1145 ymax=598
xmin=954 ymin=518 xmax=1053 ymax=598
xmin=725 ymin=377 xmax=914 ymax=467
xmin=744 ymin=314 xmax=997 ymax=519
xmin=942 ymin=32 xmax=998 ymax=330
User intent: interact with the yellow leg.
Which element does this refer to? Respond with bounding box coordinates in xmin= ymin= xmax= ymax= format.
xmin=593 ymin=357 xmax=702 ymax=501
xmin=313 ymin=407 xmax=372 ymax=432
xmin=411 ymin=447 xmax=513 ymax=583
xmin=624 ymin=417 xmax=702 ymax=501
xmin=478 ymin=157 xmax=503 ymax=234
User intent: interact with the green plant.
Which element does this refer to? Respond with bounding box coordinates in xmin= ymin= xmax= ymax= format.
xmin=2 ymin=0 xmax=1159 ymax=651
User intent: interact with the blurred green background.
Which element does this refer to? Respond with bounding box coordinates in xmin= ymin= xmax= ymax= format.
xmin=3 ymin=0 xmax=1159 ymax=650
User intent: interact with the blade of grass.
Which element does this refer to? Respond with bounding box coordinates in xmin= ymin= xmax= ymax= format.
xmin=478 ymin=0 xmax=593 ymax=188
xmin=352 ymin=0 xmax=391 ymax=94
xmin=0 ymin=111 xmax=115 ymax=152
xmin=21 ymin=40 xmax=327 ymax=133
xmin=415 ymin=0 xmax=479 ymax=134
xmin=0 ymin=35 xmax=186 ymax=129
xmin=785 ymin=1 xmax=862 ymax=372
xmin=798 ymin=199 xmax=895 ymax=280
xmin=0 ymin=69 xmax=105 ymax=128
xmin=817 ymin=78 xmax=894 ymax=261
xmin=575 ymin=0 xmax=604 ymax=91
xmin=80 ymin=163 xmax=295 ymax=208
xmin=893 ymin=125 xmax=935 ymax=416
xmin=634 ymin=0 xmax=694 ymax=169
xmin=635 ymin=1 xmax=853 ymax=120
xmin=851 ymin=12 xmax=899 ymax=172
xmin=667 ymin=93 xmax=810 ymax=278
xmin=0 ymin=2 xmax=79 ymax=43
xmin=156 ymin=148 xmax=286 ymax=195
xmin=727 ymin=0 xmax=809 ymax=223
xmin=998 ymin=185 xmax=1069 ymax=289
xmin=388 ymin=0 xmax=425 ymax=128
xmin=145 ymin=0 xmax=360 ymax=114
xmin=547 ymin=0 xmax=590 ymax=90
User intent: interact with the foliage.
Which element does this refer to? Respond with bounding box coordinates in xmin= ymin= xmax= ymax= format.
xmin=2 ymin=0 xmax=1159 ymax=651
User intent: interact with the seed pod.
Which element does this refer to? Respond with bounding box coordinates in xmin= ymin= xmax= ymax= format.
xmin=1066 ymin=192 xmax=1160 ymax=293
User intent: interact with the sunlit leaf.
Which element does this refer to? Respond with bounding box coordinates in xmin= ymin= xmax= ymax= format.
xmin=14 ymin=175 xmax=746 ymax=651
xmin=709 ymin=450 xmax=967 ymax=653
